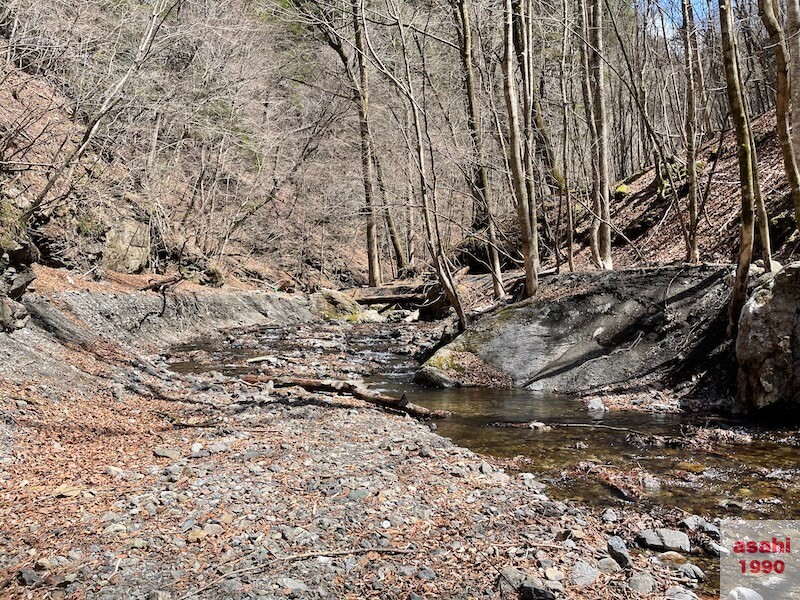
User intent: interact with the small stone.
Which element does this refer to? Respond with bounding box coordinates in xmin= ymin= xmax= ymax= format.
xmin=417 ymin=567 xmax=436 ymax=581
xmin=598 ymin=557 xmax=621 ymax=573
xmin=728 ymin=588 xmax=764 ymax=600
xmin=587 ymin=398 xmax=607 ymax=412
xmin=104 ymin=466 xmax=124 ymax=478
xmin=204 ymin=523 xmax=224 ymax=536
xmin=18 ymin=568 xmax=42 ymax=587
xmin=190 ymin=442 xmax=203 ymax=454
xmin=608 ymin=536 xmax=633 ymax=569
xmin=601 ymin=508 xmax=618 ymax=522
xmin=544 ymin=567 xmax=563 ymax=581
xmin=627 ymin=571 xmax=656 ymax=594
xmin=666 ymin=586 xmax=700 ymax=599
xmin=348 ymin=489 xmax=370 ymax=500
xmin=636 ymin=528 xmax=691 ymax=553
xmin=153 ymin=447 xmax=181 ymax=461
xmin=208 ymin=443 xmax=228 ymax=454
xmin=187 ymin=529 xmax=207 ymax=543
xmin=101 ymin=523 xmax=126 ymax=536
xmin=276 ymin=577 xmax=309 ymax=593
xmin=528 ymin=421 xmax=552 ymax=432
xmin=479 ymin=461 xmax=493 ymax=474
xmin=147 ymin=591 xmax=171 ymax=600
xmin=569 ymin=561 xmax=598 ymax=587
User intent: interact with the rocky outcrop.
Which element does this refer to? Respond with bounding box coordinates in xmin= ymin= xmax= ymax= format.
xmin=416 ymin=266 xmax=730 ymax=394
xmin=736 ymin=262 xmax=800 ymax=412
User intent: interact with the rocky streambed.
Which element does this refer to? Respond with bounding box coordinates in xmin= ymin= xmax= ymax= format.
xmin=0 ymin=271 xmax=716 ymax=599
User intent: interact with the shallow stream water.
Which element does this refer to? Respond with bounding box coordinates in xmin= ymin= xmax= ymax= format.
xmin=170 ymin=322 xmax=800 ymax=521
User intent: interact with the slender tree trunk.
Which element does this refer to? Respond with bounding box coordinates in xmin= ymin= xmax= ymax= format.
xmin=788 ymin=0 xmax=800 ymax=159
xmin=453 ymin=0 xmax=505 ymax=299
xmin=682 ymin=0 xmax=700 ymax=263
xmin=588 ymin=0 xmax=612 ymax=269
xmin=351 ymin=0 xmax=381 ymax=287
xmin=560 ymin=0 xmax=574 ymax=271
xmin=504 ymin=0 xmax=537 ymax=296
xmin=720 ymin=0 xmax=755 ymax=337
xmin=372 ymin=151 xmax=409 ymax=275
xmin=578 ymin=0 xmax=601 ymax=268
xmin=759 ymin=0 xmax=800 ymax=231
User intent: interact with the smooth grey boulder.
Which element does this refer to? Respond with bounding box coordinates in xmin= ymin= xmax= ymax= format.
xmin=416 ymin=267 xmax=729 ymax=393
xmin=737 ymin=262 xmax=800 ymax=411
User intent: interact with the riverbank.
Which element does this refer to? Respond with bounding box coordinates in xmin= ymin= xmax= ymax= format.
xmin=0 ymin=268 xmax=709 ymax=598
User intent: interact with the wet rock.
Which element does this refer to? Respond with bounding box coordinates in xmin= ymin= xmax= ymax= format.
xmin=636 ymin=528 xmax=691 ymax=552
xmin=607 ymin=536 xmax=633 ymax=569
xmin=413 ymin=364 xmax=454 ymax=388
xmin=627 ymin=571 xmax=655 ymax=594
xmin=681 ymin=514 xmax=720 ymax=538
xmin=587 ymin=398 xmax=607 ymax=412
xmin=569 ymin=561 xmax=598 ymax=587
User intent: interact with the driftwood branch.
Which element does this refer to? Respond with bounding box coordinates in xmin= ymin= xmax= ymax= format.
xmin=240 ymin=375 xmax=450 ymax=419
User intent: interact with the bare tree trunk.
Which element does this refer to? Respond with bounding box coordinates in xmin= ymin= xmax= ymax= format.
xmin=351 ymin=0 xmax=381 ymax=287
xmin=453 ymin=0 xmax=505 ymax=299
xmin=788 ymin=0 xmax=800 ymax=159
xmin=720 ymin=0 xmax=755 ymax=337
xmin=759 ymin=0 xmax=800 ymax=232
xmin=503 ymin=0 xmax=537 ymax=297
xmin=372 ymin=151 xmax=409 ymax=275
xmin=682 ymin=0 xmax=700 ymax=263
xmin=578 ymin=0 xmax=601 ymax=268
xmin=561 ymin=0 xmax=574 ymax=271
xmin=588 ymin=0 xmax=612 ymax=269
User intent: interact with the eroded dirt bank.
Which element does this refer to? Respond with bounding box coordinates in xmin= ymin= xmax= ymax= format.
xmin=0 ymin=270 xmax=712 ymax=599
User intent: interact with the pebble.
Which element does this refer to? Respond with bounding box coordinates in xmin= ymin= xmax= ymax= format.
xmin=187 ymin=529 xmax=207 ymax=543
xmin=636 ymin=528 xmax=691 ymax=552
xmin=544 ymin=567 xmax=563 ymax=581
xmin=153 ymin=447 xmax=181 ymax=461
xmin=666 ymin=586 xmax=700 ymax=599
xmin=627 ymin=571 xmax=656 ymax=594
xmin=598 ymin=557 xmax=621 ymax=573
xmin=607 ymin=535 xmax=633 ymax=569
xmin=416 ymin=567 xmax=436 ymax=581
xmin=601 ymin=508 xmax=618 ymax=522
xmin=569 ymin=561 xmax=598 ymax=587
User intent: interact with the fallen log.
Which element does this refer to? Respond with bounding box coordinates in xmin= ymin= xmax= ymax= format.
xmin=240 ymin=374 xmax=451 ymax=419
xmin=352 ymin=293 xmax=426 ymax=306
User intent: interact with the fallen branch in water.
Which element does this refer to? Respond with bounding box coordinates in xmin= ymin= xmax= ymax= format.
xmin=240 ymin=375 xmax=451 ymax=419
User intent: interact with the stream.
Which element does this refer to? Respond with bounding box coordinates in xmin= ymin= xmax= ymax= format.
xmin=168 ymin=321 xmax=800 ymax=521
